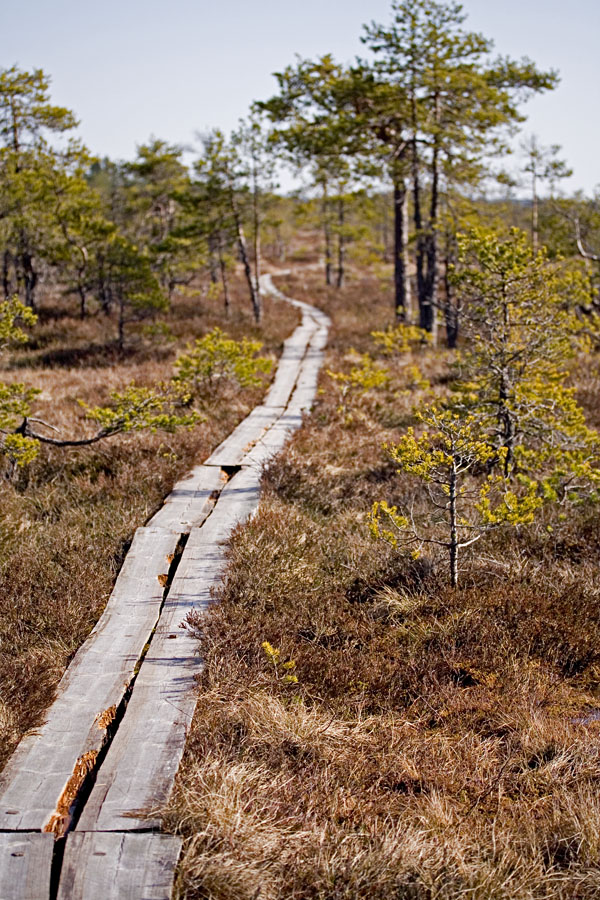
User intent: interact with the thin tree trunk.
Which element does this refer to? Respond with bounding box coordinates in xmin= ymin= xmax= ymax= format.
xmin=336 ymin=196 xmax=345 ymax=289
xmin=322 ymin=186 xmax=332 ymax=287
xmin=499 ymin=292 xmax=515 ymax=476
xmin=15 ymin=233 xmax=38 ymax=310
xmin=393 ymin=179 xmax=412 ymax=323
xmin=252 ymin=167 xmax=261 ymax=303
xmin=231 ymin=192 xmax=261 ymax=324
xmin=532 ymin=170 xmax=539 ymax=256
xmin=77 ymin=283 xmax=87 ymax=320
xmin=2 ymin=250 xmax=11 ymax=300
xmin=117 ymin=296 xmax=125 ymax=350
xmin=449 ymin=468 xmax=458 ymax=588
xmin=382 ymin=193 xmax=391 ymax=263
xmin=21 ymin=249 xmax=38 ymax=311
xmin=217 ymin=233 xmax=230 ymax=318
xmin=208 ymin=233 xmax=219 ymax=284
xmin=443 ymin=255 xmax=459 ymax=349
xmin=411 ymin=137 xmax=426 ymax=329
xmin=422 ymin=105 xmax=440 ymax=343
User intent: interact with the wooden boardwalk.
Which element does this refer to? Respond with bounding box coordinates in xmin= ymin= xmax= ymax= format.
xmin=0 ymin=272 xmax=329 ymax=900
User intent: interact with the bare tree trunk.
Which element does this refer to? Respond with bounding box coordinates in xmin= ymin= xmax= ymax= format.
xmin=422 ymin=109 xmax=440 ymax=344
xmin=382 ymin=193 xmax=391 ymax=263
xmin=217 ymin=233 xmax=230 ymax=318
xmin=77 ymin=283 xmax=87 ymax=320
xmin=411 ymin=137 xmax=426 ymax=330
xmin=19 ymin=245 xmax=38 ymax=311
xmin=252 ymin=167 xmax=261 ymax=305
xmin=393 ymin=179 xmax=412 ymax=323
xmin=443 ymin=255 xmax=460 ymax=349
xmin=321 ymin=185 xmax=333 ymax=287
xmin=336 ymin=196 xmax=345 ymax=289
xmin=531 ymin=170 xmax=539 ymax=256
xmin=2 ymin=250 xmax=12 ymax=300
xmin=275 ymin=224 xmax=286 ymax=261
xmin=208 ymin=233 xmax=219 ymax=284
xmin=449 ymin=468 xmax=458 ymax=588
xmin=231 ymin=192 xmax=261 ymax=324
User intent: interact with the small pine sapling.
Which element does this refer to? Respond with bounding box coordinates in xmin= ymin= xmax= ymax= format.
xmin=370 ymin=406 xmax=541 ymax=587
xmin=261 ymin=641 xmax=298 ymax=684
xmin=371 ymin=322 xmax=432 ymax=356
xmin=327 ymin=352 xmax=389 ymax=421
xmin=173 ymin=327 xmax=273 ymax=402
xmin=450 ymin=227 xmax=600 ymax=495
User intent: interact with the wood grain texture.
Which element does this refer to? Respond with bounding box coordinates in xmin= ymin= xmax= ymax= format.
xmin=146 ymin=463 xmax=224 ymax=533
xmin=0 ymin=833 xmax=54 ymax=900
xmin=77 ymin=466 xmax=263 ymax=832
xmin=203 ymin=404 xmax=285 ymax=467
xmin=58 ymin=832 xmax=181 ymax=900
xmin=0 ymin=526 xmax=181 ymax=832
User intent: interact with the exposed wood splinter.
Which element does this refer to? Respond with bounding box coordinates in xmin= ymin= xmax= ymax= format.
xmin=43 ymin=750 xmax=98 ymax=836
xmin=95 ymin=706 xmax=117 ymax=730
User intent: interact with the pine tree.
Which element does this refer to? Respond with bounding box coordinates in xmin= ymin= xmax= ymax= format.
xmin=451 ymin=227 xmax=598 ymax=495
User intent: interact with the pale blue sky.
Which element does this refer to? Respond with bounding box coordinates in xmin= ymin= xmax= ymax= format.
xmin=1 ymin=0 xmax=598 ymax=194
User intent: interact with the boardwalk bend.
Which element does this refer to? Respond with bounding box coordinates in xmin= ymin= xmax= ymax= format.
xmin=0 ymin=273 xmax=330 ymax=900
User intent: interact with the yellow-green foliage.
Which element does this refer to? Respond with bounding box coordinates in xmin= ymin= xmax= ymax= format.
xmin=370 ymin=405 xmax=543 ymax=586
xmin=371 ymin=228 xmax=600 ymax=585
xmin=0 ymin=381 xmax=201 ymax=471
xmin=0 ymin=296 xmax=37 ymax=351
xmin=0 ymin=295 xmax=34 ymax=465
xmin=327 ymin=351 xmax=388 ymax=419
xmin=81 ymin=384 xmax=202 ymax=436
xmin=450 ymin=227 xmax=599 ymax=488
xmin=261 ymin=641 xmax=298 ymax=685
xmin=173 ymin=327 xmax=273 ymax=399
xmin=371 ymin=322 xmax=431 ymax=355
xmin=0 ymin=382 xmax=41 ymax=466
xmin=403 ymin=364 xmax=430 ymax=392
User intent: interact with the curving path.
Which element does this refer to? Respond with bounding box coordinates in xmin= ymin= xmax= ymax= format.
xmin=0 ymin=273 xmax=329 ymax=900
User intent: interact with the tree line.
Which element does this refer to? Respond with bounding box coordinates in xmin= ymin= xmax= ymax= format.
xmin=2 ymin=1 xmax=598 ymax=351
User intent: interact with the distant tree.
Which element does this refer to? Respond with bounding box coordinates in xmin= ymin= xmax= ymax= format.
xmin=0 ymin=66 xmax=78 ymax=309
xmin=101 ymin=235 xmax=167 ymax=348
xmin=362 ymin=0 xmax=558 ymax=339
xmin=521 ymin=135 xmax=571 ymax=255
xmin=258 ymin=56 xmax=368 ymax=290
xmin=195 ymin=129 xmax=264 ymax=323
xmin=232 ymin=112 xmax=278 ymax=305
xmin=123 ymin=139 xmax=201 ymax=301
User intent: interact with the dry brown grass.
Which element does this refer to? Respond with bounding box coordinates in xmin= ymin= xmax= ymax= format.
xmin=0 ymin=273 xmax=298 ymax=769
xmin=166 ymin=265 xmax=600 ymax=899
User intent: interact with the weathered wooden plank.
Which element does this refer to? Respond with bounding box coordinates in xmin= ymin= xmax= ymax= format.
xmin=58 ymin=832 xmax=181 ymax=900
xmin=287 ymin=326 xmax=329 ymax=414
xmin=203 ymin=404 xmax=285 ymax=468
xmin=146 ymin=463 xmax=224 ymax=532
xmin=242 ymin=408 xmax=304 ymax=468
xmin=243 ymin=323 xmax=330 ymax=469
xmin=0 ymin=526 xmax=181 ymax=833
xmin=0 ymin=270 xmax=328 ymax=858
xmin=0 ymin=833 xmax=54 ymax=900
xmin=77 ymin=467 xmax=263 ymax=832
xmin=262 ymin=325 xmax=317 ymax=407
